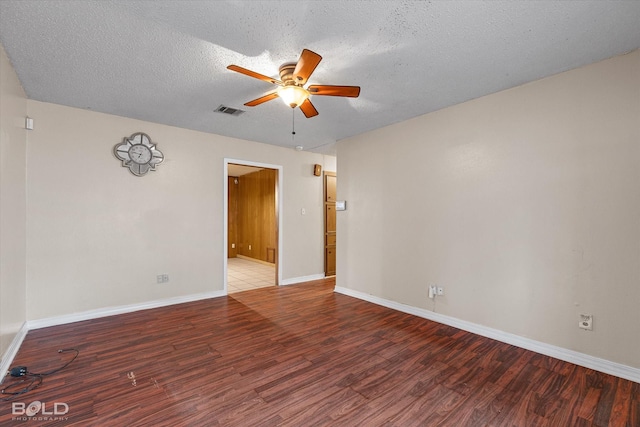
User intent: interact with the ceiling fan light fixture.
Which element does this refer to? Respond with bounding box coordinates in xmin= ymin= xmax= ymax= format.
xmin=228 ymin=48 xmax=359 ymax=118
xmin=278 ymin=85 xmax=309 ymax=108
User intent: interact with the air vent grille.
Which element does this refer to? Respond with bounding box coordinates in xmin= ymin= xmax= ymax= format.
xmin=215 ymin=105 xmax=245 ymax=116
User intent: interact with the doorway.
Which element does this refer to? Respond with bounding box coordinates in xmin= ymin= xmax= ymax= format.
xmin=324 ymin=171 xmax=336 ymax=276
xmin=224 ymin=159 xmax=283 ymax=294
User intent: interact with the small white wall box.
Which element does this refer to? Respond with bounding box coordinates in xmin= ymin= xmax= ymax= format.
xmin=336 ymin=201 xmax=346 ymax=211
xmin=25 ymin=117 xmax=34 ymax=130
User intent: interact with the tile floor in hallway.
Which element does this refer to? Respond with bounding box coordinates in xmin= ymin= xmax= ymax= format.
xmin=227 ymin=256 xmax=275 ymax=293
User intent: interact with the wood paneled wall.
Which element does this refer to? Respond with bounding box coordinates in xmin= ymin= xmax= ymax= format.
xmin=229 ymin=168 xmax=277 ymax=263
xmin=324 ymin=172 xmax=336 ymax=276
xmin=227 ymin=176 xmax=238 ymax=258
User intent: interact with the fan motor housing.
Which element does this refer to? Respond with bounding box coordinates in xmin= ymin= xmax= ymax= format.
xmin=279 ymin=63 xmax=298 ymax=84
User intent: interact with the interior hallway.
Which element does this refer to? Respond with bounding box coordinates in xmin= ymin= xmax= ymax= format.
xmin=227 ymin=257 xmax=275 ymax=293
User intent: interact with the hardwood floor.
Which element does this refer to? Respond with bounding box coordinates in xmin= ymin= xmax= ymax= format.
xmin=1 ymin=278 xmax=638 ymax=426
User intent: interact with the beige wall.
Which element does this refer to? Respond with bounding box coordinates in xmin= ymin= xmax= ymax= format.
xmin=337 ymin=50 xmax=640 ymax=368
xmin=323 ymin=155 xmax=336 ymax=173
xmin=0 ymin=44 xmax=27 ymax=356
xmin=25 ymin=100 xmax=333 ymax=320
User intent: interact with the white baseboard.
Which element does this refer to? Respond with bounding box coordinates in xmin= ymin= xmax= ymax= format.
xmin=281 ymin=274 xmax=326 ymax=286
xmin=27 ymin=290 xmax=225 ymax=330
xmin=334 ymin=286 xmax=640 ymax=384
xmin=2 ymin=291 xmax=225 ymax=383
xmin=0 ymin=322 xmax=29 ymax=384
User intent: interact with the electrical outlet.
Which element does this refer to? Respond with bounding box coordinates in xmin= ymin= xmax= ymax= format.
xmin=157 ymin=275 xmax=164 ymax=284
xmin=579 ymin=314 xmax=593 ymax=330
xmin=437 ymin=287 xmax=444 ymax=296
xmin=231 ymin=243 xmax=235 ymax=249
xmin=428 ymin=285 xmax=436 ymax=299
xmin=249 ymin=245 xmax=252 ymax=250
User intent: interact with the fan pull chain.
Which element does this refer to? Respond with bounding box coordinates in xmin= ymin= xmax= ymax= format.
xmin=291 ymin=109 xmax=296 ymax=141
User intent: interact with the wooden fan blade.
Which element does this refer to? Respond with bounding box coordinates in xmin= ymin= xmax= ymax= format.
xmin=244 ymin=91 xmax=279 ymax=107
xmin=307 ymin=85 xmax=360 ymax=97
xmin=299 ymin=99 xmax=319 ymax=118
xmin=227 ymin=65 xmax=283 ymax=85
xmin=292 ymin=49 xmax=322 ymax=85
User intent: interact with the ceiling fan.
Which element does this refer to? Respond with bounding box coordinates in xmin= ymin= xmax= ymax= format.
xmin=227 ymin=49 xmax=360 ymax=118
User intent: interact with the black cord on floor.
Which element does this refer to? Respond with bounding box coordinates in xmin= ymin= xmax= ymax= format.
xmin=28 ymin=348 xmax=79 ymax=376
xmin=0 ymin=375 xmax=43 ymax=400
xmin=1 ymin=348 xmax=79 ymax=401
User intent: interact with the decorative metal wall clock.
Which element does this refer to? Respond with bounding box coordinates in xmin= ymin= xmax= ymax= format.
xmin=114 ymin=132 xmax=164 ymax=176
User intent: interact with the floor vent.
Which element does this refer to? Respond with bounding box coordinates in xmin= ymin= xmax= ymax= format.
xmin=215 ymin=105 xmax=245 ymax=116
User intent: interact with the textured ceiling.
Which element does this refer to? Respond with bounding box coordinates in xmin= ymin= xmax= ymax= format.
xmin=1 ymin=1 xmax=639 ymax=155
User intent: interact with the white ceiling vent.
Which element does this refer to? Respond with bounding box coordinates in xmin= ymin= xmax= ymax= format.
xmin=215 ymin=105 xmax=245 ymax=116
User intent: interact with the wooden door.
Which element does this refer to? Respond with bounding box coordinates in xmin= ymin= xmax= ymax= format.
xmin=324 ymin=172 xmax=336 ymax=276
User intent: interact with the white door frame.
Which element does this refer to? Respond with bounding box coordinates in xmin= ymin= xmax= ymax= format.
xmin=223 ymin=158 xmax=283 ymax=294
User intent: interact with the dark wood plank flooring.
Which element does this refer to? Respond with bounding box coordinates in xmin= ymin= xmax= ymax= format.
xmin=1 ymin=278 xmax=638 ymax=426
